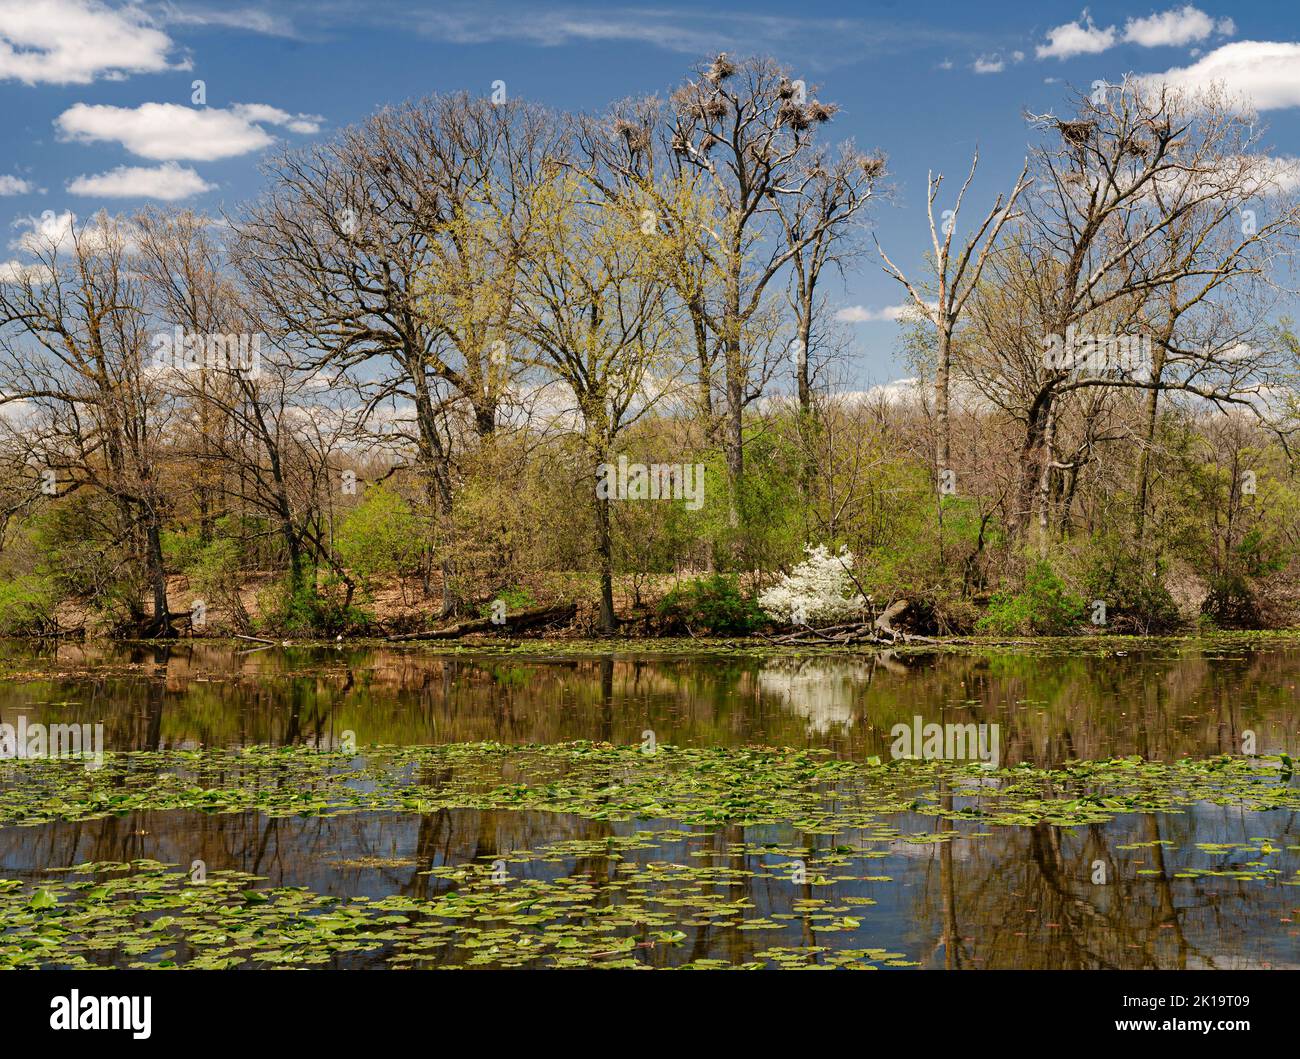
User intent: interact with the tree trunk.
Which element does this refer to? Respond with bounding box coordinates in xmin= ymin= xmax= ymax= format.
xmin=1133 ymin=339 xmax=1169 ymax=543
xmin=595 ymin=459 xmax=616 ymax=634
xmin=934 ymin=326 xmax=952 ymax=487
xmin=144 ymin=506 xmax=173 ymax=637
xmin=1035 ymin=401 xmax=1058 ymax=555
xmin=1013 ymin=388 xmax=1053 ymax=540
xmin=722 ymin=248 xmax=745 ymax=530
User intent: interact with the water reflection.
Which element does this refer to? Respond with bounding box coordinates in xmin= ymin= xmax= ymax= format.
xmin=2 ymin=802 xmax=1295 ymax=969
xmin=1 ymin=640 xmax=1296 ymax=764
xmin=4 ymin=639 xmax=1298 ymax=969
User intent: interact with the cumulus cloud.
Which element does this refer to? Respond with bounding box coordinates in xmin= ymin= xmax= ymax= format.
xmin=1138 ymin=41 xmax=1300 ymax=111
xmin=1123 ymin=6 xmax=1233 ymax=48
xmin=0 ymin=175 xmax=32 ymax=195
xmin=67 ymin=162 xmax=216 ymax=201
xmin=54 ymin=102 xmax=322 ymax=161
xmin=1037 ymin=12 xmax=1117 ymax=60
xmin=0 ymin=259 xmax=53 ymax=285
xmin=1246 ymin=154 xmax=1300 ymax=195
xmin=1038 ymin=6 xmax=1234 ymax=60
xmin=230 ymin=103 xmax=322 ymax=135
xmin=973 ymin=56 xmax=1005 ymax=74
xmin=8 ymin=209 xmax=129 ymax=257
xmin=0 ymin=0 xmax=179 ymax=84
xmin=835 ymin=303 xmax=931 ymax=323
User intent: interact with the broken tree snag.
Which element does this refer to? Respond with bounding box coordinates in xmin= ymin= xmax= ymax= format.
xmin=874 ymin=600 xmax=909 ymax=636
xmin=386 ymin=602 xmax=578 ymax=642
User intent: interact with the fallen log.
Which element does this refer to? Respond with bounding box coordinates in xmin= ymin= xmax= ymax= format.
xmin=387 ymin=602 xmax=577 ymax=642
xmin=764 ymin=602 xmax=910 ymax=646
xmin=874 ymin=599 xmax=909 ymax=635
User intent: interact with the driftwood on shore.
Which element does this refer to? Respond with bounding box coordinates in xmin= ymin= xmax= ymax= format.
xmin=386 ymin=602 xmax=577 ymax=642
xmin=764 ymin=600 xmax=912 ymax=646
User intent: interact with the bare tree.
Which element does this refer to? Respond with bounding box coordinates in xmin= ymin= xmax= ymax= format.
xmin=878 ymin=150 xmax=1030 ymax=512
xmin=0 ymin=212 xmax=177 ymax=634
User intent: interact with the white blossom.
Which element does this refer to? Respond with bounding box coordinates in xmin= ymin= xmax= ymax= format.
xmin=759 ymin=544 xmax=866 ymax=623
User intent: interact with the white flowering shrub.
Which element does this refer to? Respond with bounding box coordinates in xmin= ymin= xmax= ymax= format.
xmin=759 ymin=544 xmax=867 ymax=624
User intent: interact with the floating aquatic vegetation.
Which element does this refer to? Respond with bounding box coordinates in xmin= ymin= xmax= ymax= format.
xmin=0 ymin=742 xmax=1297 ymax=830
xmin=2 ymin=741 xmax=1298 ymax=969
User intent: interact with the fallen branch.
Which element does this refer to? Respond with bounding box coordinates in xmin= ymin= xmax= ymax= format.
xmin=235 ymin=633 xmax=277 ymax=645
xmin=387 ymin=602 xmax=577 ymax=642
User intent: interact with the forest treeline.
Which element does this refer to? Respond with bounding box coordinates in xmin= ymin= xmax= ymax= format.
xmin=1 ymin=55 xmax=1299 ymax=639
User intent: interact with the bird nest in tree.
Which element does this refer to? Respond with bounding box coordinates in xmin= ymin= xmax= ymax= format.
xmin=614 ymin=119 xmax=651 ymax=152
xmin=705 ymin=53 xmax=736 ymax=83
xmin=1058 ymin=120 xmax=1095 ymax=146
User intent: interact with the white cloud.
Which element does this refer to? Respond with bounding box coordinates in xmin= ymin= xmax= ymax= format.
xmin=408 ymin=7 xmax=966 ymax=69
xmin=1138 ymin=41 xmax=1300 ymax=111
xmin=1038 ymin=6 xmax=1233 ymax=60
xmin=158 ymin=4 xmax=298 ymax=38
xmin=54 ymin=102 xmax=321 ymax=161
xmin=0 ymin=259 xmax=53 ymax=284
xmin=860 ymin=377 xmax=923 ymax=404
xmin=1123 ymin=6 xmax=1233 ymax=48
xmin=231 ymin=103 xmax=322 ymax=135
xmin=0 ymin=0 xmax=179 ymax=85
xmin=1248 ymin=155 xmax=1300 ymax=195
xmin=836 ymin=303 xmax=929 ymax=323
xmin=9 ymin=209 xmax=129 ymax=257
xmin=67 ymin=162 xmax=216 ymax=201
xmin=973 ymin=56 xmax=1005 ymax=74
xmin=1037 ymin=12 xmax=1117 ymax=60
xmin=10 ymin=209 xmax=77 ymax=254
xmin=0 ymin=174 xmax=31 ymax=195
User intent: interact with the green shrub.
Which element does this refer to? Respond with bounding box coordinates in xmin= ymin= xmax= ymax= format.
xmin=335 ymin=486 xmax=424 ymax=591
xmin=976 ymin=561 xmax=1085 ymax=636
xmin=161 ymin=528 xmax=206 ymax=573
xmin=257 ymin=576 xmax=373 ymax=636
xmin=657 ymin=574 xmax=766 ymax=635
xmin=478 ymin=585 xmax=535 ymax=618
xmin=0 ymin=576 xmax=57 ymax=635
xmin=1201 ymin=574 xmax=1260 ymax=629
xmin=1076 ymin=537 xmax=1182 ymax=633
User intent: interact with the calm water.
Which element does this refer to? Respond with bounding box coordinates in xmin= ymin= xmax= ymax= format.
xmin=3 ymin=638 xmax=1299 ymax=969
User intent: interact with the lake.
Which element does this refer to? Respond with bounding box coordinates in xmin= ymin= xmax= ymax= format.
xmin=1 ymin=636 xmax=1298 ymax=969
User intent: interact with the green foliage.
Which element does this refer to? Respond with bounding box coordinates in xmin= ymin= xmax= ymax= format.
xmin=1201 ymin=573 xmax=1260 ymax=629
xmin=184 ymin=527 xmax=243 ymax=594
xmin=26 ymin=493 xmax=127 ymax=604
xmin=857 ymin=467 xmax=989 ymax=633
xmin=0 ymin=576 xmax=57 ymax=635
xmin=335 ymin=486 xmax=423 ymax=590
xmin=657 ymin=574 xmax=766 ymax=635
xmin=161 ymin=528 xmax=206 ymax=573
xmin=706 ymin=436 xmax=804 ymax=573
xmin=1075 ymin=535 xmax=1182 ymax=634
xmin=977 ymin=561 xmax=1085 ymax=636
xmin=478 ymin=585 xmax=534 ymax=618
xmin=256 ymin=575 xmax=372 ymax=636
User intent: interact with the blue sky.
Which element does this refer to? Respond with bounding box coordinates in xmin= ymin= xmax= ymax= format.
xmin=2 ymin=0 xmax=1299 ymax=385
